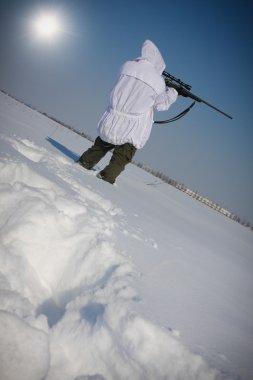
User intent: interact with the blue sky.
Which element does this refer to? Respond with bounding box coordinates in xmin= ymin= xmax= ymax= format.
xmin=0 ymin=0 xmax=252 ymax=223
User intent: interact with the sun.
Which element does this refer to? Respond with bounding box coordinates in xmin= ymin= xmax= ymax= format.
xmin=34 ymin=13 xmax=61 ymax=40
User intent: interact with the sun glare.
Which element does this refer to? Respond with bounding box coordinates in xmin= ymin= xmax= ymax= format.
xmin=34 ymin=13 xmax=61 ymax=40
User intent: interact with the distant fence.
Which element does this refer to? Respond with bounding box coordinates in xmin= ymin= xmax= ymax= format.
xmin=133 ymin=159 xmax=253 ymax=231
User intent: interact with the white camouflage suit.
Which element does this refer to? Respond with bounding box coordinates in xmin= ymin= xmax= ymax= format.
xmin=98 ymin=39 xmax=178 ymax=149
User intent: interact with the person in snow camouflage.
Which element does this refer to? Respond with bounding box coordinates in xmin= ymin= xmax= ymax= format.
xmin=78 ymin=40 xmax=178 ymax=184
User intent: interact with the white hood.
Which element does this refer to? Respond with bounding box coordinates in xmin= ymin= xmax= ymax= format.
xmin=120 ymin=40 xmax=166 ymax=95
xmin=140 ymin=40 xmax=166 ymax=74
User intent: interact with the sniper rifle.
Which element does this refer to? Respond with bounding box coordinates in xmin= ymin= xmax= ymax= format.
xmin=154 ymin=71 xmax=233 ymax=124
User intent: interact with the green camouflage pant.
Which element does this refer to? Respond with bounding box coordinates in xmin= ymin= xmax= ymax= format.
xmin=79 ymin=136 xmax=136 ymax=184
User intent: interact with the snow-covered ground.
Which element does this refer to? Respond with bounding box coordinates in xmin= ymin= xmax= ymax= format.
xmin=0 ymin=91 xmax=253 ymax=380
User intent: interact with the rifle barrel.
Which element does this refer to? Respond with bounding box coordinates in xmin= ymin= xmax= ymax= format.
xmin=199 ymin=99 xmax=233 ymax=119
xmin=164 ymin=78 xmax=233 ymax=120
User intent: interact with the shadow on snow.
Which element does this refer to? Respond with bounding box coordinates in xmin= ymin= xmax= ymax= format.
xmin=46 ymin=136 xmax=80 ymax=162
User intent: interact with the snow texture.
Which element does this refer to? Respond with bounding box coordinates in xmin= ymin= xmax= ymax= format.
xmin=0 ymin=91 xmax=253 ymax=380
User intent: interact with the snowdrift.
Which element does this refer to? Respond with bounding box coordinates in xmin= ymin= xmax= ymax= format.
xmin=0 ymin=91 xmax=253 ymax=380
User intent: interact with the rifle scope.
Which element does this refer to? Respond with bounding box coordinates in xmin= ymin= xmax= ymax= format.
xmin=162 ymin=71 xmax=192 ymax=91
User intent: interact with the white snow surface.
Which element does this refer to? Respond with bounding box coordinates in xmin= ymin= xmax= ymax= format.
xmin=0 ymin=91 xmax=253 ymax=380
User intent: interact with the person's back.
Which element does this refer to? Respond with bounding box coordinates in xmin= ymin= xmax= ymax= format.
xmin=110 ymin=75 xmax=156 ymax=115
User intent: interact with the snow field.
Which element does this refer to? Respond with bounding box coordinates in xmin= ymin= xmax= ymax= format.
xmin=0 ymin=131 xmax=219 ymax=380
xmin=1 ymin=92 xmax=253 ymax=380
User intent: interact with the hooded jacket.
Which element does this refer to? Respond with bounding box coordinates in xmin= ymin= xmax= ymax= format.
xmin=98 ymin=40 xmax=178 ymax=149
